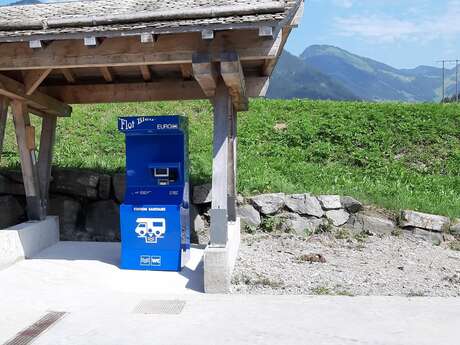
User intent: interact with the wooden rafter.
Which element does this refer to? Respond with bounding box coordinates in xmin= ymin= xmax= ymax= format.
xmin=61 ymin=69 xmax=76 ymax=83
xmin=192 ymin=53 xmax=218 ymax=97
xmin=0 ymin=96 xmax=9 ymax=160
xmin=0 ymin=73 xmax=71 ymax=117
xmin=23 ymin=68 xmax=53 ymax=95
xmin=221 ymin=52 xmax=248 ymax=111
xmin=0 ymin=30 xmax=283 ymax=71
xmin=40 ymin=77 xmax=269 ymax=104
xmin=139 ymin=65 xmax=152 ymax=81
xmin=100 ymin=66 xmax=114 ymax=82
xmin=180 ymin=64 xmax=193 ymax=80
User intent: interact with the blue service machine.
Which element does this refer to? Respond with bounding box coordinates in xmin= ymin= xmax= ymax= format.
xmin=118 ymin=115 xmax=190 ymax=271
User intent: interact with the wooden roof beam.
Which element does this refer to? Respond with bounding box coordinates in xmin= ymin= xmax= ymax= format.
xmin=180 ymin=64 xmax=193 ymax=80
xmin=61 ymin=68 xmax=76 ymax=83
xmin=23 ymin=68 xmax=53 ymax=95
xmin=220 ymin=52 xmax=248 ymax=111
xmin=192 ymin=53 xmax=218 ymax=97
xmin=39 ymin=77 xmax=269 ymax=104
xmin=0 ymin=73 xmax=71 ymax=117
xmin=0 ymin=30 xmax=283 ymax=70
xmin=139 ymin=65 xmax=152 ymax=81
xmin=100 ymin=66 xmax=114 ymax=82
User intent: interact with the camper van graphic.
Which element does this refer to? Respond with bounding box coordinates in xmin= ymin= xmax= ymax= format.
xmin=135 ymin=218 xmax=166 ymax=244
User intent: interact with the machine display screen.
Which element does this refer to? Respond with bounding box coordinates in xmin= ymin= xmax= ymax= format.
xmin=154 ymin=168 xmax=169 ymax=177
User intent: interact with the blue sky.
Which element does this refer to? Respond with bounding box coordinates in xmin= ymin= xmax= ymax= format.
xmin=1 ymin=0 xmax=459 ymax=69
xmin=286 ymin=0 xmax=460 ymax=68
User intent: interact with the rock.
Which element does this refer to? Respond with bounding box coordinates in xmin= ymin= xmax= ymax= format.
xmin=276 ymin=213 xmax=324 ymax=235
xmin=318 ymin=195 xmax=342 ymax=210
xmin=250 ymin=193 xmax=285 ymax=215
xmin=237 ymin=204 xmax=261 ymax=228
xmin=410 ymin=228 xmax=445 ymax=244
xmin=0 ymin=170 xmax=23 ymax=184
xmin=190 ymin=204 xmax=207 ymax=244
xmin=48 ymin=195 xmax=81 ymax=241
xmin=85 ymin=200 xmax=120 ymax=241
xmin=51 ymin=169 xmax=99 ymax=199
xmin=236 ymin=194 xmax=245 ymax=206
xmin=112 ymin=173 xmax=126 ymax=203
xmin=340 ymin=196 xmax=363 ymax=213
xmin=192 ymin=183 xmax=212 ymax=205
xmin=399 ymin=210 xmax=450 ymax=232
xmin=347 ymin=213 xmax=396 ymax=235
xmin=450 ymin=219 xmax=460 ymax=235
xmin=98 ymin=174 xmax=111 ymax=200
xmin=285 ymin=194 xmax=324 ymax=218
xmin=0 ymin=174 xmax=25 ymax=195
xmin=326 ymin=209 xmax=350 ymax=227
xmin=0 ymin=195 xmax=24 ymax=228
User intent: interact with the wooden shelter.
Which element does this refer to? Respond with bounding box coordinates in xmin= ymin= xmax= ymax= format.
xmin=0 ymin=0 xmax=303 ymax=248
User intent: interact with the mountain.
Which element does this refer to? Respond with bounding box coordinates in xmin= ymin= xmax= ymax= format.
xmin=267 ymin=50 xmax=359 ymax=101
xmin=8 ymin=0 xmax=41 ymax=5
xmin=269 ymin=45 xmax=455 ymax=102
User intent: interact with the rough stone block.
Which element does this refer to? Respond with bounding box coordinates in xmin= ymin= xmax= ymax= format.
xmin=85 ymin=200 xmax=120 ymax=241
xmin=48 ymin=195 xmax=81 ymax=241
xmin=400 ymin=210 xmax=450 ymax=232
xmin=98 ymin=174 xmax=112 ymax=200
xmin=51 ymin=169 xmax=99 ymax=199
xmin=318 ymin=195 xmax=342 ymax=210
xmin=237 ymin=204 xmax=261 ymax=228
xmin=347 ymin=213 xmax=396 ymax=235
xmin=192 ymin=183 xmax=212 ymax=205
xmin=0 ymin=174 xmax=25 ymax=195
xmin=112 ymin=173 xmax=126 ymax=203
xmin=250 ymin=193 xmax=285 ymax=215
xmin=0 ymin=195 xmax=24 ymax=229
xmin=341 ymin=196 xmax=363 ymax=213
xmin=285 ymin=193 xmax=324 ymax=218
xmin=411 ymin=228 xmax=445 ymax=244
xmin=326 ymin=209 xmax=350 ymax=227
xmin=450 ymin=219 xmax=460 ymax=236
xmin=275 ymin=213 xmax=323 ymax=235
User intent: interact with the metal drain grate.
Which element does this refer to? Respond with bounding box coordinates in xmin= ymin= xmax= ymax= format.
xmin=3 ymin=311 xmax=67 ymax=345
xmin=133 ymin=300 xmax=186 ymax=315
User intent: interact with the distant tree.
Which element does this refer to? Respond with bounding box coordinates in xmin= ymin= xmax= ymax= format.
xmin=442 ymin=94 xmax=460 ymax=103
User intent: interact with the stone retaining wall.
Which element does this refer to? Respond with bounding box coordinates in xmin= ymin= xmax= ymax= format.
xmin=0 ymin=169 xmax=459 ymax=244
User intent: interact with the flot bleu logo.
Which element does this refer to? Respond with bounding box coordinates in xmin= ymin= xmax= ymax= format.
xmin=135 ymin=218 xmax=166 ymax=244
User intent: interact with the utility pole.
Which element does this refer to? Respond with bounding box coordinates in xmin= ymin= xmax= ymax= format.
xmin=437 ymin=59 xmax=460 ymax=102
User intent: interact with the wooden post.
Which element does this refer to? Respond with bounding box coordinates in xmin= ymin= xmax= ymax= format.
xmin=0 ymin=96 xmax=9 ymax=160
xmin=38 ymin=115 xmax=57 ymax=214
xmin=210 ymin=81 xmax=232 ymax=246
xmin=227 ymin=106 xmax=238 ymax=222
xmin=12 ymin=100 xmax=45 ymax=220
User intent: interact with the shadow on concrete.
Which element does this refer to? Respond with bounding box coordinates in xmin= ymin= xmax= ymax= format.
xmin=30 ymin=241 xmax=206 ymax=293
xmin=32 ymin=241 xmax=121 ymax=266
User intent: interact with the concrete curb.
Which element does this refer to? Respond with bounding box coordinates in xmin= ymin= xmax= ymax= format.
xmin=0 ymin=216 xmax=59 ymax=270
xmin=204 ymin=218 xmax=241 ymax=293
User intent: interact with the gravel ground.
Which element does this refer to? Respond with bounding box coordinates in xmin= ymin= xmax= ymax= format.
xmin=232 ymin=232 xmax=460 ymax=296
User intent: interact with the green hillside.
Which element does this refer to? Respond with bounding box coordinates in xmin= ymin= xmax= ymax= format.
xmin=267 ymin=50 xmax=359 ymax=101
xmin=1 ymin=100 xmax=459 ymax=218
xmin=301 ymin=45 xmax=445 ymax=102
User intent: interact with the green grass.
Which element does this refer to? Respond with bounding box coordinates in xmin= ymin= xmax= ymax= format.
xmin=1 ymin=99 xmax=459 ymax=218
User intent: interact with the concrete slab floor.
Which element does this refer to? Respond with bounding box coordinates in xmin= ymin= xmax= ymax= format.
xmin=0 ymin=242 xmax=459 ymax=345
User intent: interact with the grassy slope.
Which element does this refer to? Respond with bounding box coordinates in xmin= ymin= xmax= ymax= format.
xmin=1 ymin=99 xmax=459 ymax=218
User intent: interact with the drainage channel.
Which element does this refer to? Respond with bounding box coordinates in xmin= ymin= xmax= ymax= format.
xmin=3 ymin=311 xmax=67 ymax=345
